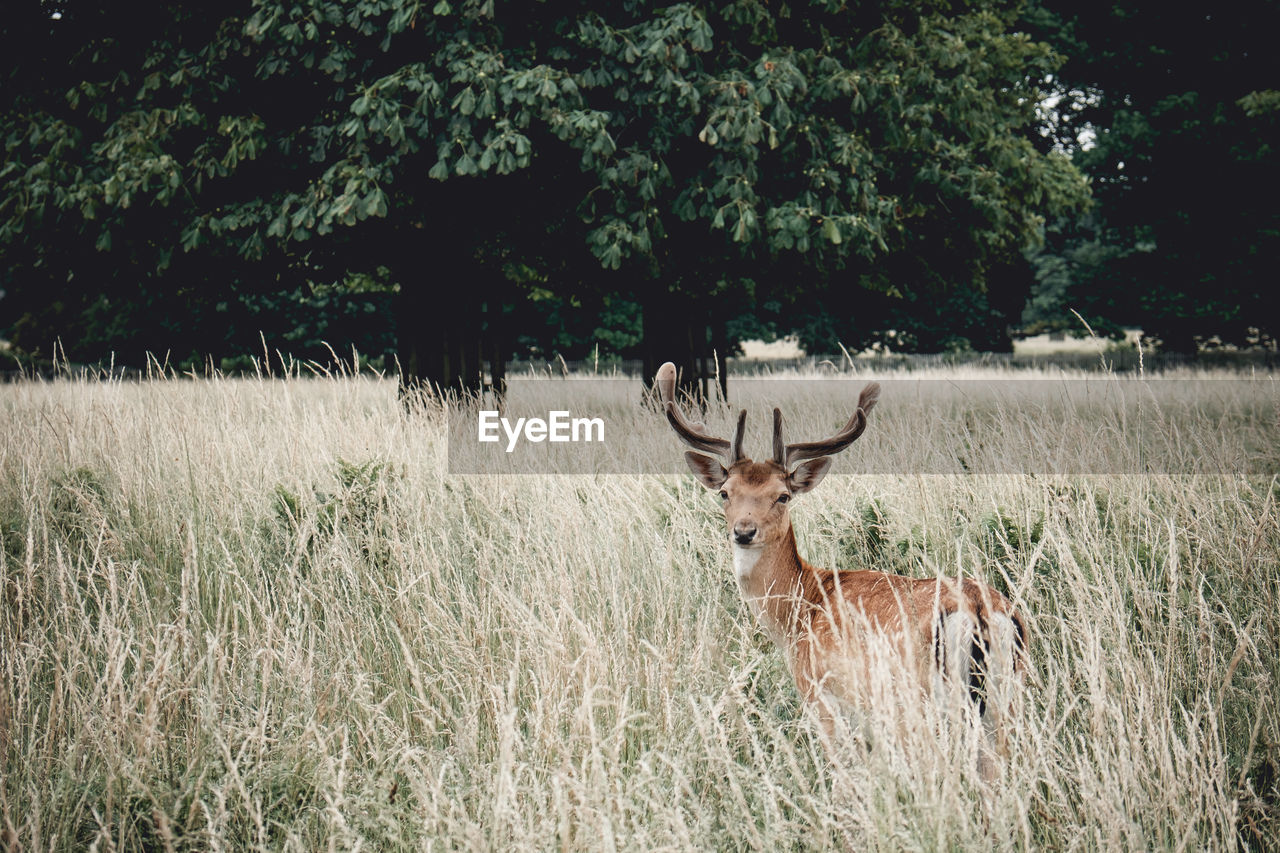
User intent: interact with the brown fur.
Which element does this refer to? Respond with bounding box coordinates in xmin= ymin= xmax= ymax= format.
xmin=657 ymin=365 xmax=1028 ymax=756
xmin=722 ymin=489 xmax=1025 ymax=718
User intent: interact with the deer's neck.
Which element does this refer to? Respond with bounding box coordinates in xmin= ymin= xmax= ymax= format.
xmin=732 ymin=524 xmax=810 ymax=646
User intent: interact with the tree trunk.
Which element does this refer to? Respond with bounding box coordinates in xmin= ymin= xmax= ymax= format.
xmin=396 ymin=270 xmax=484 ymax=399
xmin=395 ymin=257 xmax=518 ymax=403
xmin=709 ymin=314 xmax=730 ymax=400
xmin=1154 ymin=324 xmax=1198 ymax=358
xmin=641 ymin=283 xmax=725 ymax=402
xmin=486 ymin=274 xmax=509 ymax=398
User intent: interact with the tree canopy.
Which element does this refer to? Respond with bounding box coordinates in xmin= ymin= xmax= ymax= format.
xmin=2 ymin=0 xmax=1091 ymax=386
xmin=1021 ymin=0 xmax=1280 ymax=353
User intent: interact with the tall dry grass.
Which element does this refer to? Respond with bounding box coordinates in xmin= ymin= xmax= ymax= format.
xmin=1 ymin=364 xmax=1277 ymax=850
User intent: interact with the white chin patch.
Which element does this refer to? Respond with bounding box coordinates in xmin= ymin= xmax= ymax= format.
xmin=733 ymin=545 xmax=763 ymax=581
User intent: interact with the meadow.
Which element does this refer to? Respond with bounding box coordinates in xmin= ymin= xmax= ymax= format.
xmin=2 ymin=362 xmax=1277 ymax=850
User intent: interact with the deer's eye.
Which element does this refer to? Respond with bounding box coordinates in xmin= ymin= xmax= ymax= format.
xmin=719 ymin=490 xmax=729 ymax=501
xmin=776 ymin=493 xmax=790 ymax=504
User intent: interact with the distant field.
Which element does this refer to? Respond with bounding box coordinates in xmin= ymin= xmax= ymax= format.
xmin=2 ymin=365 xmax=1278 ymax=850
xmin=735 ymin=331 xmax=1141 ymax=361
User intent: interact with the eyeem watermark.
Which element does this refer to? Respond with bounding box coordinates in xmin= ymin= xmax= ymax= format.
xmin=478 ymin=410 xmax=606 ymax=452
xmin=447 ymin=379 xmax=1279 ymax=475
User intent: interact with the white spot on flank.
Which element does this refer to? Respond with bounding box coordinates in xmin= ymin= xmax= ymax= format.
xmin=733 ymin=545 xmax=763 ymax=582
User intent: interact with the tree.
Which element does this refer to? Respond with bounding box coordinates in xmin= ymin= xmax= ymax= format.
xmin=2 ymin=0 xmax=1088 ymax=390
xmin=1022 ymin=0 xmax=1280 ymax=353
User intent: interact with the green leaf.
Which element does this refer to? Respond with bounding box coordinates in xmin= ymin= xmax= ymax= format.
xmin=823 ymin=218 xmax=842 ymax=244
xmin=458 ymin=88 xmax=476 ymax=115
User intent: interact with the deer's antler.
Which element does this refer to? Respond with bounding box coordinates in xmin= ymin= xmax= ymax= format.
xmin=655 ymin=362 xmax=746 ymax=465
xmin=773 ymin=381 xmax=880 ymax=468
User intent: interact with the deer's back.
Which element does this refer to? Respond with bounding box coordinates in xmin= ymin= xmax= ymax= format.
xmin=793 ymin=566 xmax=1024 ymax=701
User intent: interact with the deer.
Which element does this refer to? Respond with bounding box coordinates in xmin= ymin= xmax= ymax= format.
xmin=655 ymin=362 xmax=1027 ymax=779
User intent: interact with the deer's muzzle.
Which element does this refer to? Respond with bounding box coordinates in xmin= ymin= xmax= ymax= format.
xmin=732 ymin=521 xmax=759 ymax=546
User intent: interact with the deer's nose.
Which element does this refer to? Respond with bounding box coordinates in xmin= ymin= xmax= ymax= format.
xmin=733 ymin=522 xmax=758 ymax=546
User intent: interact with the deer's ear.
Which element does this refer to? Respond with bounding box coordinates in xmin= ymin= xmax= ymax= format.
xmin=684 ymin=452 xmax=728 ymax=490
xmin=787 ymin=456 xmax=832 ymax=495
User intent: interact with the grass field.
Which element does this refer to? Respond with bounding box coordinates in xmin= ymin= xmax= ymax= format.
xmin=2 ymin=364 xmax=1278 ymax=850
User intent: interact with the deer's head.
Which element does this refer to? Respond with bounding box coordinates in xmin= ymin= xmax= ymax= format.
xmin=655 ymin=363 xmax=880 ymax=549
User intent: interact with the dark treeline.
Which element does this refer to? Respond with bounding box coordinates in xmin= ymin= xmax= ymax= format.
xmin=1 ymin=0 xmax=1275 ymax=392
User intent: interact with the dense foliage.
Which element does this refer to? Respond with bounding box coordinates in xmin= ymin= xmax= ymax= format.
xmin=2 ymin=0 xmax=1089 ymax=386
xmin=1021 ymin=0 xmax=1280 ymax=353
